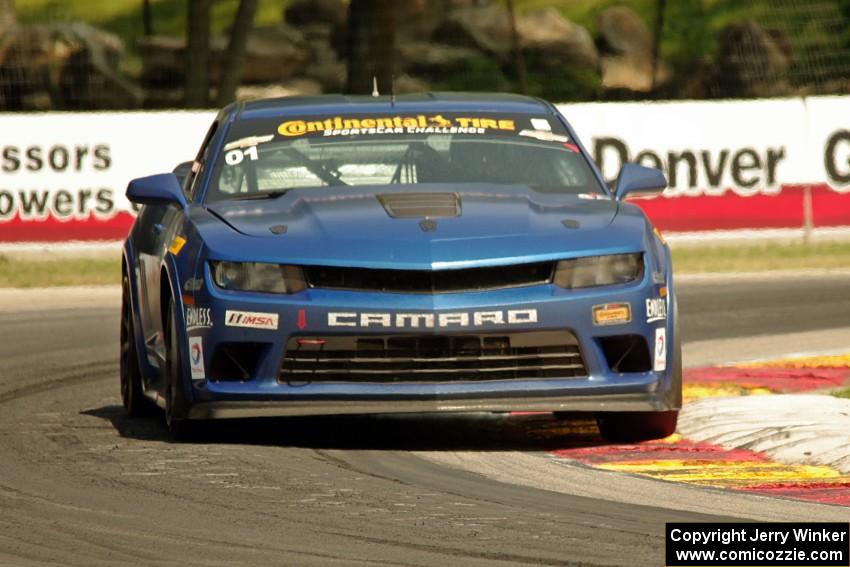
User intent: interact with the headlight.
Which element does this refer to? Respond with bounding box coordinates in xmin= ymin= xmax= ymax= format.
xmin=210 ymin=261 xmax=307 ymax=294
xmin=553 ymin=253 xmax=643 ymax=289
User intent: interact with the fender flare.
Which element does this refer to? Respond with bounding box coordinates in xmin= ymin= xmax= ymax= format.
xmin=161 ymin=253 xmax=195 ymax=404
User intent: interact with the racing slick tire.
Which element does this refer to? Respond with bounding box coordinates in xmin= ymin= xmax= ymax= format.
xmin=164 ymin=297 xmax=196 ymax=440
xmin=595 ymin=410 xmax=678 ymax=443
xmin=120 ymin=276 xmax=154 ymax=417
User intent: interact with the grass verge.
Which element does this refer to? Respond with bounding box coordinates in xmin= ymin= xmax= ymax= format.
xmin=833 ymin=388 xmax=850 ymax=400
xmin=0 ymin=256 xmax=120 ymax=288
xmin=0 ymin=241 xmax=847 ymax=288
xmin=671 ymin=241 xmax=850 ymax=274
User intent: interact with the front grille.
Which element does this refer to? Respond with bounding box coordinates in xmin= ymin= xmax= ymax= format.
xmin=280 ymin=331 xmax=586 ymax=383
xmin=304 ymin=262 xmax=554 ymax=294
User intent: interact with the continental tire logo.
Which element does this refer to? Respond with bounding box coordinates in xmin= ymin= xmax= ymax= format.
xmin=278 ymin=116 xmax=516 ymax=137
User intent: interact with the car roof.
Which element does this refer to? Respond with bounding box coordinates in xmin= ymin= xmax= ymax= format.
xmin=227 ymin=92 xmax=556 ymax=121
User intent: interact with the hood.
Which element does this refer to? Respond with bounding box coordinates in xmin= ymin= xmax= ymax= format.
xmin=201 ymin=184 xmax=638 ymax=270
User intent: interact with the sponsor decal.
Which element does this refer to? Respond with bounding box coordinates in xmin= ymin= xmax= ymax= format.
xmin=327 ymin=309 xmax=538 ymax=328
xmin=183 ymin=277 xmax=203 ymax=292
xmin=278 ymin=115 xmax=516 ymax=138
xmin=577 ymin=192 xmax=609 ymax=200
xmin=223 ymin=134 xmax=273 ymax=151
xmin=188 ymin=336 xmax=205 ymax=379
xmin=530 ymin=118 xmax=552 ymax=131
xmin=646 ymin=297 xmax=668 ymax=323
xmin=654 ymin=327 xmax=667 ymax=372
xmin=592 ymin=303 xmax=631 ymax=326
xmin=225 ymin=310 xmax=279 ymax=330
xmin=518 ymin=130 xmax=569 ymax=143
xmin=167 ymin=235 xmax=186 ymax=255
xmin=185 ymin=306 xmax=212 ymax=331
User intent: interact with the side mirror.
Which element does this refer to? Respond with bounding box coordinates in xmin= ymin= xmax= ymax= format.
xmin=172 ymin=161 xmax=194 ymax=188
xmin=614 ymin=163 xmax=667 ymax=200
xmin=126 ymin=173 xmax=187 ymax=208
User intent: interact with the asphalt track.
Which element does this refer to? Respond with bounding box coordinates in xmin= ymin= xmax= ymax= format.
xmin=1 ymin=273 xmax=849 ymax=566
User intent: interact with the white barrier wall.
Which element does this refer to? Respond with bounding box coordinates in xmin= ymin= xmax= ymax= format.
xmin=0 ymin=111 xmax=214 ymax=237
xmin=0 ymin=97 xmax=849 ymax=241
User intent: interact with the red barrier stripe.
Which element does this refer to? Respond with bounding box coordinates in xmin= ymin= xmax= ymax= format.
xmin=636 ymin=183 xmax=850 ymax=232
xmin=0 ymin=211 xmax=134 ymax=242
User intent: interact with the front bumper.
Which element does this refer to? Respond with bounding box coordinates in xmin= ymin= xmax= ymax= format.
xmin=188 ymin=392 xmax=672 ymax=419
xmin=182 ymin=267 xmax=679 ymax=419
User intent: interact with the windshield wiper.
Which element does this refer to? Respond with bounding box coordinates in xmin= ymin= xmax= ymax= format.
xmin=230 ymin=189 xmax=290 ymax=201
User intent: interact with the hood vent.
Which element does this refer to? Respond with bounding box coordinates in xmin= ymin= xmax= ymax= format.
xmin=377 ymin=193 xmax=460 ymax=219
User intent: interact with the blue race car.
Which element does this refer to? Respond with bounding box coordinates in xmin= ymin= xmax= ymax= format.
xmin=121 ymin=93 xmax=680 ymax=440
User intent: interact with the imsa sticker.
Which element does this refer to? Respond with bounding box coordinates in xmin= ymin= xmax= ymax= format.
xmin=654 ymin=328 xmax=667 ymax=372
xmin=225 ymin=310 xmax=279 ymax=330
xmin=188 ymin=336 xmax=205 ymax=379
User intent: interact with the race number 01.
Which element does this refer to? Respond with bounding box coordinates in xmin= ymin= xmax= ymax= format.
xmin=225 ymin=146 xmax=258 ymax=165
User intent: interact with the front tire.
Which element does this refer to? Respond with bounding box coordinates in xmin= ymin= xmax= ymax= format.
xmin=596 ymin=410 xmax=678 ymax=443
xmin=120 ymin=276 xmax=152 ymax=417
xmin=164 ymin=297 xmax=195 ymax=440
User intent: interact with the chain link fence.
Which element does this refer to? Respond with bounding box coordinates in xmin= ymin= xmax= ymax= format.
xmin=2 ymin=0 xmax=849 ymax=111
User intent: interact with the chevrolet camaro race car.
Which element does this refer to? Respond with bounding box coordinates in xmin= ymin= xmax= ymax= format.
xmin=121 ymin=93 xmax=680 ymax=440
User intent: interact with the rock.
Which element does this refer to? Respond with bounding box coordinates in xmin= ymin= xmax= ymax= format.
xmin=597 ymin=6 xmax=652 ymax=59
xmin=595 ymin=6 xmax=664 ymax=93
xmin=432 ymin=3 xmax=512 ymax=60
xmin=138 ymin=24 xmax=307 ymax=88
xmin=0 ymin=0 xmax=15 ymax=37
xmin=393 ymin=73 xmax=430 ymax=94
xmin=300 ymin=29 xmax=346 ymax=92
xmin=599 ymin=55 xmax=667 ymax=93
xmin=395 ymin=0 xmax=446 ymax=40
xmin=284 ymin=0 xmax=347 ymax=30
xmin=712 ymin=21 xmax=791 ymax=97
xmin=397 ymin=41 xmax=482 ymax=79
xmin=241 ymin=25 xmax=307 ymax=83
xmin=284 ymin=0 xmax=347 ymax=53
xmin=57 ymin=22 xmax=143 ymax=109
xmin=517 ymin=8 xmax=598 ymax=69
xmin=0 ymin=22 xmax=141 ymax=110
xmin=236 ymin=78 xmax=323 ymax=102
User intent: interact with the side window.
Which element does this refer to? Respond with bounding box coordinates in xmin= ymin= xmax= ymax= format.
xmin=187 ymin=120 xmax=219 ymax=201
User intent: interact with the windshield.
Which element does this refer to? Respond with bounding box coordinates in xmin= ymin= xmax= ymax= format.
xmin=205 ymin=112 xmax=604 ymax=202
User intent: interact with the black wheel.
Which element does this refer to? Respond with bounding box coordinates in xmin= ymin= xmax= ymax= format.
xmin=120 ymin=276 xmax=153 ymax=417
xmin=164 ymin=297 xmax=196 ymax=440
xmin=596 ymin=410 xmax=678 ymax=443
